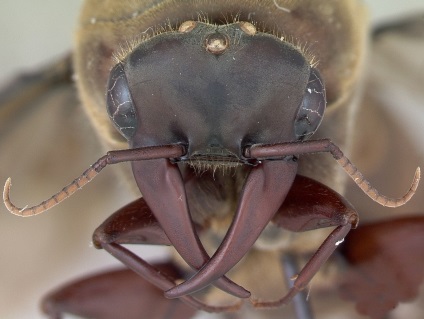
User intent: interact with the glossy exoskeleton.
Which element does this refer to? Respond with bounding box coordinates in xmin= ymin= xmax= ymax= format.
xmin=2 ymin=1 xmax=424 ymax=319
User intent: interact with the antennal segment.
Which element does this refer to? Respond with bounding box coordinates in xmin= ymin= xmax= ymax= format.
xmin=3 ymin=144 xmax=185 ymax=217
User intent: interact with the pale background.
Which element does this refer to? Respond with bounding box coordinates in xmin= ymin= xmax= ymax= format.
xmin=0 ymin=1 xmax=423 ymax=319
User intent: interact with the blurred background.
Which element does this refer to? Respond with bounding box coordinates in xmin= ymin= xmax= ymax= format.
xmin=0 ymin=1 xmax=423 ymax=319
xmin=0 ymin=0 xmax=424 ymax=85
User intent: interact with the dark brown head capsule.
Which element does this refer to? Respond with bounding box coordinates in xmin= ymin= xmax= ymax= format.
xmin=104 ymin=21 xmax=327 ymax=297
xmin=106 ymin=21 xmax=326 ymax=160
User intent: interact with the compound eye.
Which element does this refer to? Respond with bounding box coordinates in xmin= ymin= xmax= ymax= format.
xmin=106 ymin=63 xmax=137 ymax=140
xmin=294 ymin=68 xmax=326 ymax=140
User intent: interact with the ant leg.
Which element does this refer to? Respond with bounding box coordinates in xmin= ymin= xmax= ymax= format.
xmin=253 ymin=224 xmax=353 ymax=308
xmin=340 ymin=215 xmax=424 ymax=318
xmin=42 ymin=197 xmax=241 ymax=318
xmin=253 ymin=175 xmax=359 ymax=308
xmin=93 ymin=197 xmax=242 ymax=313
xmin=42 ymin=265 xmax=197 ymax=319
xmin=281 ymin=253 xmax=314 ymax=319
